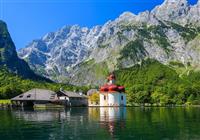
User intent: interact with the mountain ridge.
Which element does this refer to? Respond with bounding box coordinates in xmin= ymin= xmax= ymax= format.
xmin=18 ymin=0 xmax=200 ymax=85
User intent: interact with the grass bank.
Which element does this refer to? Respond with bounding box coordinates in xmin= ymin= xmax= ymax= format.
xmin=0 ymin=100 xmax=11 ymax=105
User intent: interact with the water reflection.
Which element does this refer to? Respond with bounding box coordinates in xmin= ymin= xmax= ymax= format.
xmin=0 ymin=107 xmax=200 ymax=140
xmin=11 ymin=107 xmax=126 ymax=139
xmin=13 ymin=110 xmax=64 ymax=122
xmin=12 ymin=107 xmax=126 ymax=123
xmin=100 ymin=107 xmax=126 ymax=122
xmin=99 ymin=107 xmax=126 ymax=136
xmin=12 ymin=108 xmax=88 ymax=122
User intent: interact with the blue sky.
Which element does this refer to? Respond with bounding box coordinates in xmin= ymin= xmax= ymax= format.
xmin=0 ymin=0 xmax=198 ymax=49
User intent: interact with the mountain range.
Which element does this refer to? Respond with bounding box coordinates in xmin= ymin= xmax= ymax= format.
xmin=18 ymin=0 xmax=200 ymax=86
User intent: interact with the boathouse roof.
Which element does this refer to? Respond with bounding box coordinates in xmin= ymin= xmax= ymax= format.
xmin=11 ymin=88 xmax=57 ymax=101
xmin=60 ymin=91 xmax=87 ymax=98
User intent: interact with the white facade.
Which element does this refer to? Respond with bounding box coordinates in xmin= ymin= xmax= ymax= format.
xmin=100 ymin=92 xmax=126 ymax=106
xmin=99 ymin=93 xmax=105 ymax=106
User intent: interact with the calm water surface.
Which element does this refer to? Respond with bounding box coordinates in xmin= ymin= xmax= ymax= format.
xmin=0 ymin=107 xmax=200 ymax=140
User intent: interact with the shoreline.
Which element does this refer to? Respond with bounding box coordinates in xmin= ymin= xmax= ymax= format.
xmin=1 ymin=99 xmax=200 ymax=109
xmin=1 ymin=104 xmax=200 ymax=109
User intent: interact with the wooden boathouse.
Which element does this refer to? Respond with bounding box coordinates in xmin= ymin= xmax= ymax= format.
xmin=11 ymin=88 xmax=88 ymax=107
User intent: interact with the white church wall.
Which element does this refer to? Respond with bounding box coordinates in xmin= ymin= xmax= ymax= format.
xmin=100 ymin=92 xmax=126 ymax=106
xmin=100 ymin=93 xmax=107 ymax=106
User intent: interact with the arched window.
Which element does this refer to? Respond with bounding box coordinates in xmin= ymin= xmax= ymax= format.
xmin=104 ymin=95 xmax=106 ymax=100
xmin=121 ymin=95 xmax=123 ymax=101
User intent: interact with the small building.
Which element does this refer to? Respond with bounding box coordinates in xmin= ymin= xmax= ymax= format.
xmin=99 ymin=74 xmax=126 ymax=106
xmin=11 ymin=88 xmax=88 ymax=107
xmin=11 ymin=89 xmax=57 ymax=107
xmin=87 ymin=89 xmax=99 ymax=106
xmin=57 ymin=90 xmax=88 ymax=107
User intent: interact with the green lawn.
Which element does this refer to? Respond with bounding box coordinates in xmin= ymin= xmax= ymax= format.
xmin=0 ymin=100 xmax=11 ymax=105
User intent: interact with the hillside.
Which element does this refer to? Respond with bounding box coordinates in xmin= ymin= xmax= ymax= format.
xmin=115 ymin=59 xmax=200 ymax=105
xmin=0 ymin=68 xmax=89 ymax=99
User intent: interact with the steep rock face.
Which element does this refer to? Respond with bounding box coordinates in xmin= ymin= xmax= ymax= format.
xmin=187 ymin=0 xmax=200 ymax=26
xmin=0 ymin=20 xmax=49 ymax=81
xmin=152 ymin=0 xmax=189 ymax=22
xmin=19 ymin=25 xmax=102 ymax=80
xmin=151 ymin=0 xmax=200 ymax=26
xmin=19 ymin=0 xmax=200 ymax=85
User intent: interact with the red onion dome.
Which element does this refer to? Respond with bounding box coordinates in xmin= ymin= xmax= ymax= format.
xmin=118 ymin=86 xmax=125 ymax=92
xmin=108 ymin=85 xmax=118 ymax=92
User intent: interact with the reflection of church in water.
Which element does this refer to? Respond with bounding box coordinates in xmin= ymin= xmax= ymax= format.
xmin=99 ymin=107 xmax=126 ymax=136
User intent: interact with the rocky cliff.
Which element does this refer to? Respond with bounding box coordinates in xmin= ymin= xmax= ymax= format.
xmin=18 ymin=0 xmax=200 ymax=85
xmin=0 ymin=20 xmax=50 ymax=81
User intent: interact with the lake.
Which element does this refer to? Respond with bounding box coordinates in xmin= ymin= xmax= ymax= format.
xmin=0 ymin=107 xmax=200 ymax=140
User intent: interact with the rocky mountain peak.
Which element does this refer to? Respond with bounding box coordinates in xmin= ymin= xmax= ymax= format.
xmin=163 ymin=0 xmax=188 ymax=5
xmin=18 ymin=1 xmax=200 ymax=85
xmin=197 ymin=0 xmax=200 ymax=5
xmin=152 ymin=0 xmax=189 ymax=21
xmin=0 ymin=20 xmax=8 ymax=34
xmin=118 ymin=12 xmax=136 ymax=21
xmin=0 ymin=20 xmax=18 ymax=63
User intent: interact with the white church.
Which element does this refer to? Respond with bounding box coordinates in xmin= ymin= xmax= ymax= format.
xmin=99 ymin=73 xmax=126 ymax=106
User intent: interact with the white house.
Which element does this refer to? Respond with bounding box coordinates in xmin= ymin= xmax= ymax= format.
xmin=99 ymin=74 xmax=126 ymax=106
